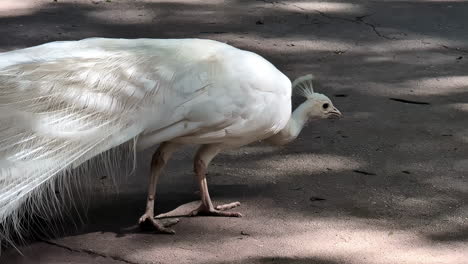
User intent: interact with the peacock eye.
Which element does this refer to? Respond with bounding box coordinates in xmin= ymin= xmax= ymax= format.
xmin=322 ymin=103 xmax=329 ymax=109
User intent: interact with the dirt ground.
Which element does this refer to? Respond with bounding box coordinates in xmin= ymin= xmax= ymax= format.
xmin=1 ymin=0 xmax=467 ymax=263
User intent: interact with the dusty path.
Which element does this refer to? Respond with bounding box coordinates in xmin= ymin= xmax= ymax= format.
xmin=1 ymin=0 xmax=467 ymax=263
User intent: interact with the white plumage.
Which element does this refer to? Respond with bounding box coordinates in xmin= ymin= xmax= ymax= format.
xmin=0 ymin=38 xmax=341 ymax=242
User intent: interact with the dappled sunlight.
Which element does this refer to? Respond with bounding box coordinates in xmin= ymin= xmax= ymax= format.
xmin=1 ymin=0 xmax=467 ymax=263
xmin=424 ymin=174 xmax=468 ymax=193
xmin=364 ymin=52 xmax=458 ymax=66
xmin=396 ymin=196 xmax=451 ymax=212
xmin=404 ymin=76 xmax=468 ymax=96
xmin=346 ymin=76 xmax=468 ymax=98
xmin=205 ymin=152 xmax=365 ymax=185
xmin=48 ymin=215 xmax=467 ymax=264
xmin=261 ymin=39 xmax=353 ymax=52
xmin=277 ymin=225 xmax=466 ymax=264
xmin=254 ymin=154 xmax=363 ymax=174
xmin=86 ymin=9 xmax=160 ymax=24
xmin=142 ymin=0 xmax=224 ymax=3
xmin=0 ymin=0 xmax=42 ymax=17
xmin=448 ymin=103 xmax=468 ymax=112
xmin=376 ymin=0 xmax=467 ymax=3
xmin=274 ymin=1 xmax=363 ymax=14
xmin=363 ymin=56 xmax=393 ymax=62
xmin=354 ymin=39 xmax=444 ymax=53
xmin=225 ymin=145 xmax=281 ymax=155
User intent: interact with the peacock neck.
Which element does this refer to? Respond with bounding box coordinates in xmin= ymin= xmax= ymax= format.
xmin=265 ymin=103 xmax=310 ymax=145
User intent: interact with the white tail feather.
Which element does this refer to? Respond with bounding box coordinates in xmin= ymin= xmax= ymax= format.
xmin=0 ymin=37 xmax=230 ymax=249
xmin=0 ymin=53 xmax=157 ymax=247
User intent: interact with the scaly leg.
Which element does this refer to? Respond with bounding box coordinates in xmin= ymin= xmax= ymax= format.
xmin=189 ymin=144 xmax=242 ymax=217
xmin=138 ymin=142 xmax=181 ymax=234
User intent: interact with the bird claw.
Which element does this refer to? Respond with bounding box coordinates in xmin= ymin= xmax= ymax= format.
xmin=215 ymin=201 xmax=241 ymax=211
xmin=158 ymin=218 xmax=180 ymax=227
xmin=138 ymin=213 xmax=178 ymax=234
xmin=190 ymin=202 xmax=242 ymax=217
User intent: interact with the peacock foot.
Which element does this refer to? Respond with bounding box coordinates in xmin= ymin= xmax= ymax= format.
xmin=138 ymin=213 xmax=179 ymax=234
xmin=189 ymin=201 xmax=242 ymax=217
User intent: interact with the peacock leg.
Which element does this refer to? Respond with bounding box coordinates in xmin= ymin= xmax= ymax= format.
xmin=189 ymin=144 xmax=242 ymax=217
xmin=138 ymin=142 xmax=181 ymax=233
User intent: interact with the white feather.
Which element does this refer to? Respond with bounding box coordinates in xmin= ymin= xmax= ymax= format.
xmin=292 ymin=74 xmax=315 ymax=98
xmin=0 ymin=38 xmax=292 ymax=245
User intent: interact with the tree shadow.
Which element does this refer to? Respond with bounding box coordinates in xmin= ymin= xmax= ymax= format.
xmin=1 ymin=0 xmax=468 ymax=262
xmin=209 ymin=256 xmax=348 ymax=264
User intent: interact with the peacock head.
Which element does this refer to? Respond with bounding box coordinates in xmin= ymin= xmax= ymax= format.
xmin=292 ymin=74 xmax=342 ymax=119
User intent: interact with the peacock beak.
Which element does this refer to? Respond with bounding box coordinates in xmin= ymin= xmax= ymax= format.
xmin=328 ymin=107 xmax=343 ymax=119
